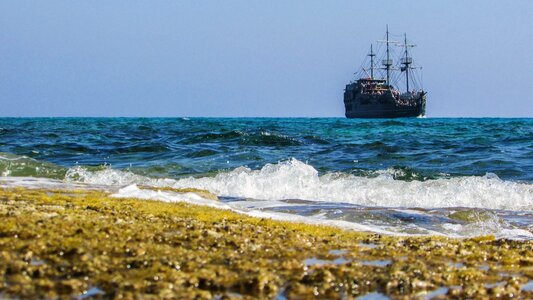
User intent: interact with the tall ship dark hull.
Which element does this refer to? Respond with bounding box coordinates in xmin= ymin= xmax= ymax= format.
xmin=344 ymin=27 xmax=427 ymax=118
xmin=345 ymin=100 xmax=425 ymax=118
xmin=344 ymin=80 xmax=426 ymax=118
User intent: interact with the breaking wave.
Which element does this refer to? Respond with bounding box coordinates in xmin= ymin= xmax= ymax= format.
xmin=2 ymin=154 xmax=531 ymax=239
xmin=1 ymin=152 xmax=530 ymax=211
xmin=65 ymin=158 xmax=533 ymax=211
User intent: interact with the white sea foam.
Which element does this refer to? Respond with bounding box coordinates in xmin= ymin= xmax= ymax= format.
xmin=109 ymin=184 xmax=409 ymax=236
xmin=65 ymin=166 xmax=148 ymax=186
xmin=111 ymin=184 xmax=231 ymax=210
xmin=441 ymin=222 xmax=533 ymax=240
xmin=66 ymin=158 xmax=533 ymax=211
xmin=56 ymin=159 xmax=533 ymax=239
xmin=2 ymin=171 xmax=532 ymax=239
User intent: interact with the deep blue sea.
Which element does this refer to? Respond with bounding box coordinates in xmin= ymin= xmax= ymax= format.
xmin=0 ymin=118 xmax=531 ymax=238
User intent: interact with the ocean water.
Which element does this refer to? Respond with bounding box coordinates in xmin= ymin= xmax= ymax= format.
xmin=0 ymin=118 xmax=531 ymax=239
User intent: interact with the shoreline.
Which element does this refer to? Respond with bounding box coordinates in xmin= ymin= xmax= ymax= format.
xmin=1 ymin=187 xmax=532 ymax=299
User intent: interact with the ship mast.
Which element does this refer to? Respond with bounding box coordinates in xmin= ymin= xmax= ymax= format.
xmin=401 ymin=33 xmax=413 ymax=93
xmin=382 ymin=25 xmax=392 ymax=86
xmin=368 ymin=44 xmax=375 ymax=79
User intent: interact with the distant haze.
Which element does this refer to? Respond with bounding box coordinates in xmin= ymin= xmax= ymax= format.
xmin=1 ymin=1 xmax=532 ymax=117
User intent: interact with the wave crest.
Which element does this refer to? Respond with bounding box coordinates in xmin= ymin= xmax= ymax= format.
xmin=66 ymin=158 xmax=533 ymax=211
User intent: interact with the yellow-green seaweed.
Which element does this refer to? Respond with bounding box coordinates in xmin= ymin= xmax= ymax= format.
xmin=448 ymin=210 xmax=498 ymax=223
xmin=0 ymin=187 xmax=531 ymax=299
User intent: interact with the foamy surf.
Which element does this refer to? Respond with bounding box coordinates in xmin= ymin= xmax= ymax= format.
xmin=112 ymin=184 xmax=231 ymax=210
xmin=108 ymin=182 xmax=533 ymax=240
xmin=2 ymin=158 xmax=531 ymax=240
xmin=65 ymin=158 xmax=533 ymax=211
xmin=64 ymin=158 xmax=533 ymax=239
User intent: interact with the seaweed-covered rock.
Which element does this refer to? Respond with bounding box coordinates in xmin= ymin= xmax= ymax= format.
xmin=0 ymin=187 xmax=531 ymax=299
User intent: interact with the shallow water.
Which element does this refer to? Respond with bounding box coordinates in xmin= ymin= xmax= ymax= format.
xmin=0 ymin=118 xmax=531 ymax=238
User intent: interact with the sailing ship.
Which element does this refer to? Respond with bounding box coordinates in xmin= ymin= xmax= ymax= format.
xmin=344 ymin=26 xmax=426 ymax=118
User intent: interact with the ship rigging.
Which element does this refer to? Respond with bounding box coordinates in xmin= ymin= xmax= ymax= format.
xmin=344 ymin=26 xmax=426 ymax=118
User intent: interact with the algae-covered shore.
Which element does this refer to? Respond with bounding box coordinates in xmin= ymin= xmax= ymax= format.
xmin=0 ymin=187 xmax=532 ymax=299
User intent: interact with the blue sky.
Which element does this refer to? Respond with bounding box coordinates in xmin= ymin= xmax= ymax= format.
xmin=1 ymin=1 xmax=532 ymax=117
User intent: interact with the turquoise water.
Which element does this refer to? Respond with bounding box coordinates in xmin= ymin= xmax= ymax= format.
xmin=1 ymin=117 xmax=531 ymax=180
xmin=0 ymin=118 xmax=531 ymax=238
